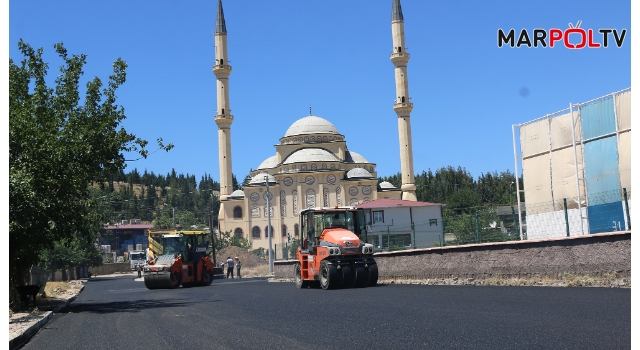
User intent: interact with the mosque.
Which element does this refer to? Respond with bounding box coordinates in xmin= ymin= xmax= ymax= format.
xmin=213 ymin=0 xmax=420 ymax=251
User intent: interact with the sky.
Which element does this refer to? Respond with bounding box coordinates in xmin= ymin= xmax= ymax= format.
xmin=8 ymin=0 xmax=632 ymax=185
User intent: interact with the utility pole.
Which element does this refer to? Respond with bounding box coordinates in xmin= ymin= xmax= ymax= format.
xmin=172 ymin=207 xmax=176 ymax=229
xmin=265 ymin=175 xmax=273 ymax=275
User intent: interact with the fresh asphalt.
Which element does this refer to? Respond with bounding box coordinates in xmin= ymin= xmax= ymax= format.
xmin=22 ymin=276 xmax=629 ymax=349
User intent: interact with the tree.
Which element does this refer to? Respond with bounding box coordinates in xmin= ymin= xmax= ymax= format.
xmin=9 ymin=41 xmax=172 ymax=303
xmin=152 ymin=212 xmax=174 ymax=229
xmin=445 ymin=188 xmax=482 ymax=216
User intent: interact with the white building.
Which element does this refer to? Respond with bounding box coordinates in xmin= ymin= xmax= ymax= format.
xmin=357 ymin=198 xmax=444 ymax=250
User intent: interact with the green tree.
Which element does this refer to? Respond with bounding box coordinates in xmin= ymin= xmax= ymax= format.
xmin=9 ymin=41 xmax=172 ymax=304
xmin=445 ymin=187 xmax=482 ymax=215
xmin=152 ymin=212 xmax=174 ymax=229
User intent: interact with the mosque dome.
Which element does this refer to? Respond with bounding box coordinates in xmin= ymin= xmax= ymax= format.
xmin=344 ymin=151 xmax=369 ymax=163
xmin=284 ymin=116 xmax=340 ymax=137
xmin=229 ymin=190 xmax=245 ymax=198
xmin=346 ymin=168 xmax=374 ymax=179
xmin=378 ymin=181 xmax=397 ymax=189
xmin=257 ymin=155 xmax=278 ymax=170
xmin=249 ymin=173 xmax=277 ymax=185
xmin=282 ymin=148 xmax=340 ymax=164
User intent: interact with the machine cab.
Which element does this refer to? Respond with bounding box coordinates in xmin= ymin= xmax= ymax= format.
xmin=299 ymin=207 xmax=369 ymax=253
xmin=160 ymin=234 xmax=212 ymax=262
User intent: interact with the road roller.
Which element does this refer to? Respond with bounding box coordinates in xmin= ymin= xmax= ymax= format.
xmin=295 ymin=206 xmax=378 ymax=290
xmin=143 ymin=233 xmax=215 ymax=289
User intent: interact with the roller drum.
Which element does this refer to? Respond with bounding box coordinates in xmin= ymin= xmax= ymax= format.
xmin=144 ymin=273 xmax=180 ymax=289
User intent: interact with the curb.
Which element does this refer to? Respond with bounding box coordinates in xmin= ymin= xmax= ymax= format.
xmin=9 ymin=285 xmax=84 ymax=350
xmin=9 ymin=311 xmax=52 ymax=350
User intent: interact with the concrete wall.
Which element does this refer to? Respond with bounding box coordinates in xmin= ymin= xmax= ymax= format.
xmin=274 ymin=231 xmax=630 ymax=285
xmin=88 ymin=263 xmax=131 ymax=276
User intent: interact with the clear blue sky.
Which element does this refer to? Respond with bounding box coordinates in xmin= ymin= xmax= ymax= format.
xmin=8 ymin=0 xmax=631 ymax=185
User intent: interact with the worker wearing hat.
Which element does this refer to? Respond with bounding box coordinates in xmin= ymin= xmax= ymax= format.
xmin=235 ymin=257 xmax=242 ymax=279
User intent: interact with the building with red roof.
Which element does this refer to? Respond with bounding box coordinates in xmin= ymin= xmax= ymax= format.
xmin=357 ymin=198 xmax=444 ymax=250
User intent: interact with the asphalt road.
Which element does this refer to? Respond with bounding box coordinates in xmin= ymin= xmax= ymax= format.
xmin=23 ymin=276 xmax=630 ymax=349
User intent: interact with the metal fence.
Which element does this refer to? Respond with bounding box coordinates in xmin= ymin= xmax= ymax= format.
xmin=523 ymin=188 xmax=631 ymax=240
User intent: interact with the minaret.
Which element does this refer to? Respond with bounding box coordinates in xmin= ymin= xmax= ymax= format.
xmin=391 ymin=0 xmax=417 ymax=201
xmin=214 ymin=0 xmax=233 ymax=201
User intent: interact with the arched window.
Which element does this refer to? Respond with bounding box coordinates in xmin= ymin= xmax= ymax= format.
xmin=280 ymin=191 xmax=286 ymax=217
xmin=252 ymin=226 xmax=261 ymax=239
xmin=282 ymin=225 xmax=287 ymax=237
xmin=234 ymin=228 xmax=243 ymax=239
xmin=264 ymin=204 xmax=273 ymax=217
xmin=293 ymin=190 xmax=298 ymax=215
xmin=323 ymin=188 xmax=330 ymax=207
xmin=265 ymin=226 xmax=274 ymax=238
xmin=306 ymin=189 xmax=315 ymax=209
xmin=233 ymin=206 xmax=243 ymax=219
xmin=294 ymin=224 xmax=299 ymax=237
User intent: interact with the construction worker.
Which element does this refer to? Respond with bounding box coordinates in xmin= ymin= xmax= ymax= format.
xmin=235 ymin=257 xmax=242 ymax=279
xmin=226 ymin=256 xmax=234 ymax=279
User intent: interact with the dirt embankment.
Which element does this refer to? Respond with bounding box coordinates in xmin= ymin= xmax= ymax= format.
xmin=215 ymin=246 xmax=267 ymax=268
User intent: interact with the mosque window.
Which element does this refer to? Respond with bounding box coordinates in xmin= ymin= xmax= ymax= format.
xmin=292 ymin=165 xmax=296 ymax=170
xmin=311 ymin=136 xmax=315 ymax=142
xmin=301 ymin=165 xmax=307 ymax=170
xmin=306 ymin=189 xmax=315 ymax=209
xmin=323 ymin=189 xmax=329 ymax=207
xmin=294 ymin=224 xmax=299 ymax=236
xmin=323 ymin=136 xmax=327 ymax=142
xmin=280 ymin=191 xmax=286 ymax=216
xmin=311 ymin=164 xmax=317 ymax=170
xmin=233 ymin=206 xmax=243 ymax=218
xmin=362 ymin=186 xmax=372 ymax=195
xmin=305 ymin=137 xmax=309 ymax=142
xmin=305 ymin=176 xmax=315 ymax=185
xmin=264 ymin=204 xmax=274 ymax=217
xmin=252 ymin=204 xmax=260 ymax=218
xmin=234 ymin=228 xmax=243 ymax=239
xmin=349 ymin=187 xmax=358 ymax=196
xmin=282 ymin=225 xmax=287 ymax=237
xmin=336 ymin=188 xmax=342 ymax=206
xmin=330 ymin=164 xmax=335 ymax=170
xmin=364 ymin=198 xmax=369 ymax=202
xmin=350 ymin=198 xmax=358 ymax=206
xmin=322 ymin=164 xmax=327 ymax=169
xmin=285 ymin=167 xmax=289 ymax=172
xmin=265 ymin=226 xmax=274 ymax=238
xmin=252 ymin=226 xmax=261 ymax=239
xmin=293 ymin=190 xmax=299 ymax=214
